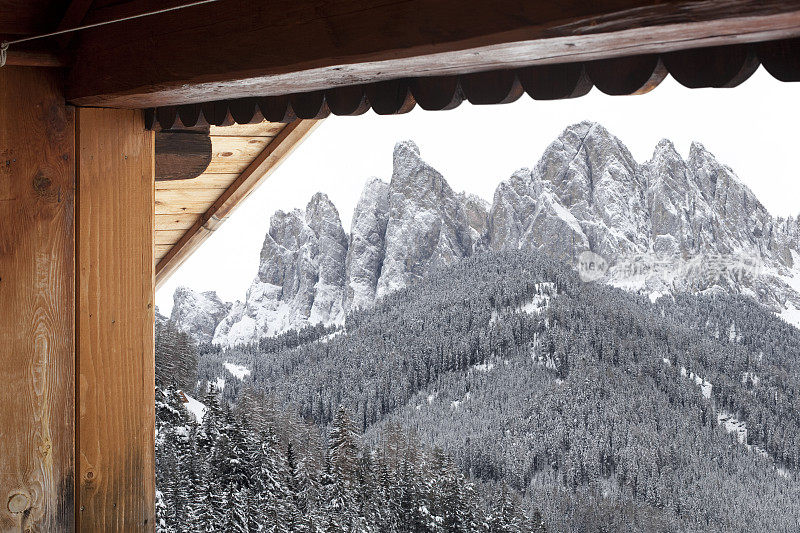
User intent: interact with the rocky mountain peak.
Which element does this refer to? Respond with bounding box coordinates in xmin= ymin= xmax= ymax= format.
xmin=173 ymin=123 xmax=800 ymax=347
xmin=305 ymin=193 xmax=343 ymax=235
xmin=376 ymin=140 xmax=475 ymax=298
xmin=651 ymin=138 xmax=680 ymax=160
xmin=393 ymin=140 xmax=421 ymax=171
xmin=458 ymin=192 xmax=490 ymax=246
xmin=170 ymin=287 xmax=231 ymax=344
xmin=345 ymin=178 xmax=390 ymax=313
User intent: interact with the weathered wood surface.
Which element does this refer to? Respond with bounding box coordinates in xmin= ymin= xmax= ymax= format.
xmin=155 ymin=213 xmax=199 ymax=231
xmin=155 ymin=119 xmax=320 ymax=287
xmin=66 ymin=0 xmax=800 ymax=107
xmin=0 ymin=0 xmax=69 ymax=36
xmin=76 ymin=108 xmax=155 ymax=532
xmin=2 ymin=49 xmax=67 ymax=68
xmin=0 ymin=66 xmax=75 ymax=532
xmin=54 ymin=0 xmax=96 ymax=48
xmin=156 ymin=173 xmax=239 ymax=190
xmin=143 ymin=37 xmax=800 ymax=128
xmin=155 ymin=128 xmax=212 ymax=181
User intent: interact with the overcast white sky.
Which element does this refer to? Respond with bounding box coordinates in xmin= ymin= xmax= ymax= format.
xmin=156 ymin=67 xmax=800 ymax=314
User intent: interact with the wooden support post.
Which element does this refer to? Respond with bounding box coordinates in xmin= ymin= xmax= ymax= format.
xmin=1 ymin=71 xmax=155 ymax=532
xmin=0 ymin=66 xmax=76 ymax=532
xmin=76 ymin=108 xmax=155 ymax=531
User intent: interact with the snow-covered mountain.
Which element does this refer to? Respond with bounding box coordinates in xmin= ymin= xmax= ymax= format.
xmin=487 ymin=122 xmax=800 ymax=312
xmin=207 ymin=141 xmax=483 ymax=347
xmin=212 ymin=192 xmax=349 ymax=346
xmin=169 ymin=287 xmax=231 ymax=344
xmin=170 ymin=122 xmax=800 ymax=347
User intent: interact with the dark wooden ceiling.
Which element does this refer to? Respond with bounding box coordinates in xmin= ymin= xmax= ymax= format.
xmin=144 ymin=39 xmax=800 ymax=130
xmin=0 ymin=0 xmax=71 ymax=37
xmin=2 ymin=0 xmax=800 ymax=114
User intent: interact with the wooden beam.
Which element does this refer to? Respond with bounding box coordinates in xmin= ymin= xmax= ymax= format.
xmin=0 ymin=0 xmax=65 ymax=37
xmin=76 ymin=108 xmax=155 ymax=531
xmin=155 ymin=119 xmax=320 ymax=288
xmin=66 ymin=0 xmax=800 ymax=108
xmin=155 ymin=128 xmax=212 ymax=181
xmin=0 ymin=66 xmax=75 ymax=533
xmin=55 ymin=0 xmax=95 ymax=48
xmin=3 ymin=49 xmax=67 ymax=68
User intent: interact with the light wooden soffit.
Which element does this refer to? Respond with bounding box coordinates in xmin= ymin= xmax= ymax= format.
xmin=154 ymin=118 xmax=321 ymax=289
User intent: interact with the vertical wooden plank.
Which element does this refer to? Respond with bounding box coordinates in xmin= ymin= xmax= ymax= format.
xmin=0 ymin=67 xmax=76 ymax=532
xmin=76 ymin=108 xmax=155 ymax=531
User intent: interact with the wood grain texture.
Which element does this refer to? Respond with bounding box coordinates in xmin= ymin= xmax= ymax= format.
xmin=156 ymin=174 xmax=239 ymax=191
xmin=209 ymin=122 xmax=284 ymax=137
xmin=154 ymin=229 xmax=189 ymax=246
xmin=461 ymin=70 xmax=523 ymax=105
xmin=55 ymin=0 xmax=96 ymax=48
xmin=66 ymin=0 xmax=800 ymax=107
xmin=663 ymin=44 xmax=759 ymax=88
xmin=0 ymin=66 xmax=76 ymax=533
xmin=142 ymin=36 xmax=800 ymax=127
xmin=155 ymin=119 xmax=320 ymax=288
xmin=586 ymin=54 xmax=668 ymax=95
xmin=154 ymin=189 xmax=220 ymax=215
xmin=518 ymin=63 xmax=592 ymax=100
xmin=204 ymin=136 xmax=274 ymax=174
xmin=155 ymin=129 xmax=212 ymax=181
xmin=155 ymin=213 xmax=200 ymax=231
xmin=3 ymin=49 xmax=67 ymax=68
xmin=0 ymin=0 xmax=69 ymax=36
xmin=76 ymin=108 xmax=155 ymax=532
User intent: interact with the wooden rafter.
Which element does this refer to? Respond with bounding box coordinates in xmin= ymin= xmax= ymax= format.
xmin=154 ymin=119 xmax=321 ymax=288
xmin=55 ymin=0 xmax=94 ymax=47
xmin=66 ymin=0 xmax=800 ymax=108
xmin=142 ymin=38 xmax=800 ymax=128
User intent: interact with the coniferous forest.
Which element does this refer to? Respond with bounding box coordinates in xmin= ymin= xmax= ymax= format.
xmin=156 ymin=251 xmax=800 ymax=532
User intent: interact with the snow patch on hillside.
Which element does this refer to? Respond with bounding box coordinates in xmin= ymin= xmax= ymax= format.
xmin=472 ymin=361 xmax=495 ymax=373
xmin=319 ymin=328 xmax=345 ymax=343
xmin=680 ymin=367 xmax=712 ymax=399
xmin=181 ymin=391 xmax=207 ymax=423
xmin=491 ymin=282 xmax=556 ymax=324
xmin=224 ymin=361 xmax=251 ymax=381
xmin=779 ymin=302 xmax=800 ymax=329
xmin=742 ymin=371 xmax=760 ymax=387
xmin=665 ymin=360 xmax=783 ymax=468
xmin=450 ymin=392 xmax=471 ymax=411
xmin=649 ymin=291 xmax=665 ymax=304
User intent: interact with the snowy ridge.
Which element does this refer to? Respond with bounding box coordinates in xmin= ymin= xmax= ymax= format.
xmin=171 ymin=122 xmax=800 ymax=348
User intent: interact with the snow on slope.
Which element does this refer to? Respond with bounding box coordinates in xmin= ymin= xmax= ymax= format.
xmin=665 ymin=361 xmax=779 ymax=465
xmin=181 ymin=391 xmax=207 ymax=423
xmin=491 ymin=282 xmax=556 ymax=324
xmin=171 ymin=122 xmax=800 ymax=347
xmin=224 ymin=361 xmax=251 ymax=380
xmin=779 ymin=303 xmax=800 ymax=329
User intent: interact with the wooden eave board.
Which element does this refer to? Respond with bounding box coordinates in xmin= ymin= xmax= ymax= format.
xmin=153 ymin=119 xmax=321 ymax=287
xmin=154 ymin=121 xmax=279 ymax=262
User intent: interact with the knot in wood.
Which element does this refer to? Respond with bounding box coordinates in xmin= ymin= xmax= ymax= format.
xmin=7 ymin=493 xmax=29 ymax=514
xmin=32 ymin=172 xmax=52 ymax=194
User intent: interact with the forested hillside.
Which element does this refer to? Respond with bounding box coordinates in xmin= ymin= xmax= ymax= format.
xmin=155 ymin=372 xmax=546 ymax=531
xmin=156 ymin=123 xmax=800 ymax=532
xmin=174 ymin=250 xmax=800 ymax=532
